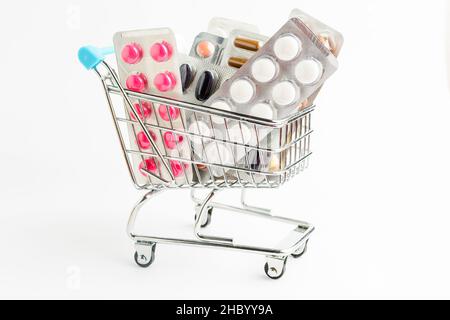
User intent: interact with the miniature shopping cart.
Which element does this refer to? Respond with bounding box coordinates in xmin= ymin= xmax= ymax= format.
xmin=78 ymin=46 xmax=315 ymax=279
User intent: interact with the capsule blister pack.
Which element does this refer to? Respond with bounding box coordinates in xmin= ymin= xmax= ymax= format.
xmin=113 ymin=28 xmax=193 ymax=184
xmin=220 ymin=30 xmax=269 ymax=69
xmin=206 ymin=17 xmax=339 ymax=121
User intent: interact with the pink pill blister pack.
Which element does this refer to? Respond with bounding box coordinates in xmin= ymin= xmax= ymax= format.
xmin=113 ymin=28 xmax=193 ymax=185
xmin=205 ymin=18 xmax=339 ymax=121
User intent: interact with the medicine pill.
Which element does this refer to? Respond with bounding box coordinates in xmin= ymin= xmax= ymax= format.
xmin=295 ymin=59 xmax=323 ymax=85
xmin=121 ymin=43 xmax=143 ymax=64
xmin=137 ymin=130 xmax=157 ymax=150
xmin=228 ymin=123 xmax=252 ymax=144
xmin=180 ymin=63 xmax=194 ymax=92
xmin=126 ymin=73 xmax=148 ymax=92
xmin=250 ymin=103 xmax=274 ymax=119
xmin=154 ymin=71 xmax=177 ymax=92
xmin=195 ymin=71 xmax=216 ymax=101
xmin=272 ymin=81 xmax=297 ymax=106
xmin=196 ymin=40 xmax=215 ymax=58
xmin=188 ymin=120 xmax=211 ymax=145
xmin=158 ymin=104 xmax=180 ymax=121
xmin=150 ymin=41 xmax=173 ymax=62
xmin=234 ymin=37 xmax=260 ymax=51
xmin=210 ymin=100 xmax=232 ymax=124
xmin=251 ymin=57 xmax=277 ymax=83
xmin=273 ymin=35 xmax=302 ymax=61
xmin=130 ymin=101 xmax=152 ymax=121
xmin=230 ymin=79 xmax=254 ymax=104
xmin=163 ymin=132 xmax=184 ymax=150
xmin=139 ymin=158 xmax=159 ymax=176
xmin=228 ymin=57 xmax=248 ymax=68
xmin=170 ymin=160 xmax=185 ymax=178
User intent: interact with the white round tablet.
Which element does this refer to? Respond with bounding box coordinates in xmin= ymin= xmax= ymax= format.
xmin=272 ymin=81 xmax=297 ymax=106
xmin=188 ymin=120 xmax=211 ymax=145
xmin=295 ymin=59 xmax=323 ymax=85
xmin=230 ymin=79 xmax=254 ymax=104
xmin=210 ymin=100 xmax=232 ymax=124
xmin=228 ymin=123 xmax=252 ymax=144
xmin=273 ymin=35 xmax=302 ymax=61
xmin=205 ymin=143 xmax=233 ymax=177
xmin=250 ymin=103 xmax=274 ymax=119
xmin=251 ymin=58 xmax=277 ymax=83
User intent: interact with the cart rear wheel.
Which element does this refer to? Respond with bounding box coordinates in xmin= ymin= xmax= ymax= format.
xmin=264 ymin=257 xmax=287 ymax=280
xmin=134 ymin=244 xmax=156 ymax=268
xmin=195 ymin=207 xmax=213 ymax=228
xmin=291 ymin=240 xmax=309 ymax=259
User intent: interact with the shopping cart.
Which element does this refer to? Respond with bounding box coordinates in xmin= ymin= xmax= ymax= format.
xmin=78 ymin=45 xmax=315 ymax=279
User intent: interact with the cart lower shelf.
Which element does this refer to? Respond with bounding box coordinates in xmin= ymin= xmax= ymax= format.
xmin=128 ymin=188 xmax=314 ymax=280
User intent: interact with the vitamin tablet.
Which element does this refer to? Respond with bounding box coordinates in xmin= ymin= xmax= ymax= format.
xmin=150 ymin=41 xmax=173 ymax=62
xmin=250 ymin=103 xmax=274 ymax=119
xmin=204 ymin=143 xmax=233 ymax=177
xmin=272 ymin=81 xmax=297 ymax=106
xmin=154 ymin=71 xmax=176 ymax=92
xmin=170 ymin=160 xmax=185 ymax=178
xmin=210 ymin=100 xmax=232 ymax=124
xmin=126 ymin=73 xmax=148 ymax=93
xmin=137 ymin=130 xmax=157 ymax=150
xmin=196 ymin=40 xmax=215 ymax=58
xmin=188 ymin=120 xmax=211 ymax=145
xmin=228 ymin=123 xmax=252 ymax=144
xmin=158 ymin=104 xmax=180 ymax=121
xmin=139 ymin=158 xmax=158 ymax=176
xmin=163 ymin=132 xmax=184 ymax=150
xmin=251 ymin=58 xmax=277 ymax=83
xmin=121 ymin=43 xmax=143 ymax=64
xmin=230 ymin=79 xmax=254 ymax=104
xmin=295 ymin=59 xmax=323 ymax=84
xmin=130 ymin=101 xmax=152 ymax=121
xmin=273 ymin=35 xmax=302 ymax=61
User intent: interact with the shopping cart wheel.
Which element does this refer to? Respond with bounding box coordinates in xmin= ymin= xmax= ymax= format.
xmin=134 ymin=243 xmax=156 ymax=268
xmin=194 ymin=207 xmax=213 ymax=228
xmin=291 ymin=240 xmax=309 ymax=259
xmin=264 ymin=257 xmax=287 ymax=280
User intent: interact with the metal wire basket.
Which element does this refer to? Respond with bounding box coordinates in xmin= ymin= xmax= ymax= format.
xmin=79 ymin=46 xmax=315 ymax=279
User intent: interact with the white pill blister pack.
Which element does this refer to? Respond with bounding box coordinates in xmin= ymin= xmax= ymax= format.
xmin=205 ymin=17 xmax=339 ymax=121
xmin=113 ymin=28 xmax=193 ymax=185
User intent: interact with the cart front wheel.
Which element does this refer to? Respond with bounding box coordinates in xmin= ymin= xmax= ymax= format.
xmin=264 ymin=257 xmax=287 ymax=280
xmin=134 ymin=244 xmax=156 ymax=268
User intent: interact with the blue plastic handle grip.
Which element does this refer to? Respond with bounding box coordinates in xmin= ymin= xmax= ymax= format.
xmin=78 ymin=46 xmax=114 ymax=70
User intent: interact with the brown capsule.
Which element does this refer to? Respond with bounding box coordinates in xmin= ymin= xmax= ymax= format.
xmin=234 ymin=37 xmax=260 ymax=52
xmin=228 ymin=56 xmax=248 ymax=68
xmin=196 ymin=164 xmax=207 ymax=170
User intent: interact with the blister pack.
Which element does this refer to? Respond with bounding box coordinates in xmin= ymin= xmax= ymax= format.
xmin=180 ymin=54 xmax=236 ymax=104
xmin=189 ymin=32 xmax=227 ymax=65
xmin=206 ymin=17 xmax=339 ymax=121
xmin=220 ymin=29 xmax=269 ymax=69
xmin=290 ymin=9 xmax=344 ymax=108
xmin=113 ymin=28 xmax=193 ymax=185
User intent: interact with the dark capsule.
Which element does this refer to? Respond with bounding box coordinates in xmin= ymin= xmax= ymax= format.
xmin=180 ymin=63 xmax=194 ymax=92
xmin=195 ymin=70 xmax=216 ymax=102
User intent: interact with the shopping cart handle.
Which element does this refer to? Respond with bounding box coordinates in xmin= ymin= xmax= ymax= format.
xmin=78 ymin=46 xmax=114 ymax=70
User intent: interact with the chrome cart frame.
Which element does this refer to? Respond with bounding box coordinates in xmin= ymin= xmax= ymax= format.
xmin=79 ymin=46 xmax=315 ymax=279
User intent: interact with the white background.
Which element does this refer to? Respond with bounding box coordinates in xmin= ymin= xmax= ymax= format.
xmin=0 ymin=0 xmax=449 ymax=299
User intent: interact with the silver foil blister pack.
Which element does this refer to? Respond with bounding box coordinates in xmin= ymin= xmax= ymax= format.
xmin=205 ymin=18 xmax=339 ymax=121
